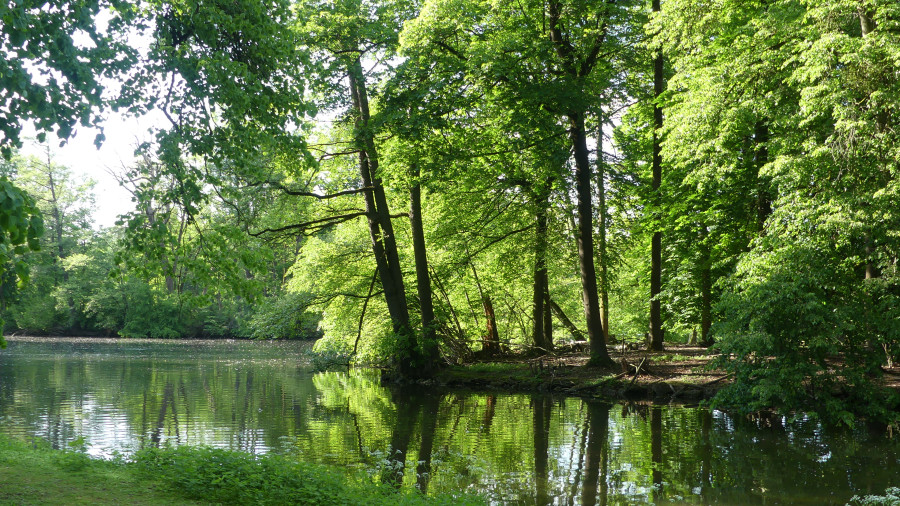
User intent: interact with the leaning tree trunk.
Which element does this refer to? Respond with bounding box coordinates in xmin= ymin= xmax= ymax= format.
xmin=549 ymin=298 xmax=586 ymax=342
xmin=648 ymin=0 xmax=665 ymax=352
xmin=348 ymin=58 xmax=419 ymax=373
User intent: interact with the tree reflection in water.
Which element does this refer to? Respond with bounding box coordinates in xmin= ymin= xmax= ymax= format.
xmin=1 ymin=338 xmax=899 ymax=504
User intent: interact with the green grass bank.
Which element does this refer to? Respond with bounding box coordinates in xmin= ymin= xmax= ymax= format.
xmin=0 ymin=436 xmax=482 ymax=505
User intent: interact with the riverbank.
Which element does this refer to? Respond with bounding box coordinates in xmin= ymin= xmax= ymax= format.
xmin=377 ymin=344 xmax=727 ymax=403
xmin=404 ymin=344 xmax=900 ymax=406
xmin=0 ymin=436 xmax=481 ymax=505
xmin=382 ymin=345 xmax=731 ymax=404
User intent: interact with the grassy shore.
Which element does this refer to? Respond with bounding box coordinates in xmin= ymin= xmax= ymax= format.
xmin=0 ymin=436 xmax=482 ymax=505
xmin=0 ymin=436 xmax=195 ymax=505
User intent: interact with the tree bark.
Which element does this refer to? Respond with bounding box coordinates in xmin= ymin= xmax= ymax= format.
xmin=596 ymin=121 xmax=611 ymax=343
xmin=543 ymin=290 xmax=553 ymax=350
xmin=648 ymin=0 xmax=665 ymax=352
xmin=409 ymin=163 xmax=439 ymax=364
xmin=483 ymin=295 xmax=501 ymax=355
xmin=700 ymin=249 xmax=712 ymax=346
xmin=532 ymin=188 xmax=551 ymax=352
xmin=347 ymin=58 xmax=418 ymax=373
xmin=570 ymin=111 xmax=614 ymax=367
xmin=858 ymin=7 xmax=875 ymax=36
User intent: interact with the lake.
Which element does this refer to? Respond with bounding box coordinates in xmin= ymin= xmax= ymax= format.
xmin=0 ymin=337 xmax=897 ymax=504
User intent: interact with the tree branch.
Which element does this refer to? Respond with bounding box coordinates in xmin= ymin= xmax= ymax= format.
xmin=250 ymin=212 xmax=366 ymax=237
xmin=265 ymin=180 xmax=372 ymax=199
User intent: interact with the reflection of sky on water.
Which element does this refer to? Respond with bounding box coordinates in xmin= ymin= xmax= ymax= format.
xmin=0 ymin=337 xmax=898 ymax=505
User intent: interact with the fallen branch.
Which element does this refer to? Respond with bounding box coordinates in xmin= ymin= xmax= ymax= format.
xmin=629 ymin=357 xmax=648 ymax=387
xmin=701 ymin=374 xmax=733 ymax=386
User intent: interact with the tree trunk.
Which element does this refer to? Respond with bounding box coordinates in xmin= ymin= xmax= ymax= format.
xmin=482 ymin=395 xmax=497 ymax=433
xmin=483 ymin=295 xmax=500 ymax=355
xmin=384 ymin=390 xmax=420 ymax=488
xmin=858 ymin=7 xmax=875 ymax=36
xmin=648 ymin=0 xmax=665 ymax=352
xmin=569 ymin=111 xmax=614 ymax=367
xmin=347 ymin=58 xmax=418 ymax=373
xmin=549 ymin=298 xmax=586 ymax=342
xmin=582 ymin=401 xmax=610 ymax=506
xmin=754 ymin=121 xmax=771 ymax=232
xmin=596 ymin=121 xmax=611 ymax=343
xmin=409 ymin=164 xmax=439 ymax=364
xmin=415 ymin=394 xmax=441 ymax=493
xmin=532 ymin=188 xmax=551 ymax=352
xmin=651 ymin=406 xmax=663 ymax=498
xmin=532 ymin=395 xmax=552 ymax=505
xmin=543 ymin=290 xmax=553 ymax=350
xmin=700 ymin=252 xmax=712 ymax=346
xmin=469 ymin=253 xmax=501 ymax=356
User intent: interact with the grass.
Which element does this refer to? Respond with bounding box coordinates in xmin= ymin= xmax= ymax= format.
xmin=0 ymin=436 xmax=483 ymax=505
xmin=440 ymin=362 xmax=544 ymax=387
xmin=455 ymin=362 xmax=528 ymax=374
xmin=0 ymin=437 xmax=195 ymax=505
xmin=649 ymin=353 xmax=702 ymax=363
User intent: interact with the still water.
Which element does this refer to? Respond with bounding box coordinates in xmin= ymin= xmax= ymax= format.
xmin=0 ymin=337 xmax=898 ymax=504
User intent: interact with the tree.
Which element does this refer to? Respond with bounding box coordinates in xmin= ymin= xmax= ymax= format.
xmin=647 ymin=0 xmax=665 ymax=351
xmin=2 ymin=149 xmax=94 ymax=331
xmin=400 ymin=0 xmax=643 ymax=367
xmin=656 ymin=0 xmax=900 ymax=422
xmin=0 ymin=0 xmax=134 ymax=342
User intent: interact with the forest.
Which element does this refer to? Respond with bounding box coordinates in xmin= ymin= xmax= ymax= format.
xmin=1 ymin=0 xmax=899 ymax=423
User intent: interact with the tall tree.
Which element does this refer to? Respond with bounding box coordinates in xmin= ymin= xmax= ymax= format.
xmin=647 ymin=0 xmax=665 ymax=351
xmin=401 ymin=0 xmax=641 ymax=367
xmin=656 ymin=0 xmax=900 ymax=421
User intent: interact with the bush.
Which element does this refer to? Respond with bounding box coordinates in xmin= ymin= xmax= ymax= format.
xmin=8 ymin=292 xmax=65 ymax=334
xmin=848 ymin=487 xmax=900 ymax=506
xmin=118 ymin=286 xmax=186 ymax=339
xmin=712 ymin=239 xmax=900 ymax=425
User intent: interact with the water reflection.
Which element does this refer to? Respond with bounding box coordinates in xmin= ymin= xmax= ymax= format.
xmin=1 ymin=337 xmax=899 ymax=504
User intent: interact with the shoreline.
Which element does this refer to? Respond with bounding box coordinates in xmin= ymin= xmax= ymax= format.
xmin=387 ymin=344 xmax=729 ymax=404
